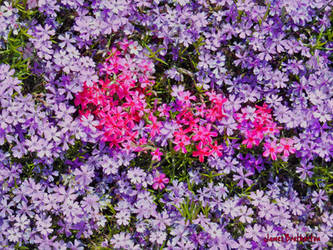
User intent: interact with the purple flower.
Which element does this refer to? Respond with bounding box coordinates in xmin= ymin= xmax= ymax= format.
xmin=151 ymin=211 xmax=171 ymax=230
xmin=149 ymin=230 xmax=167 ymax=245
xmin=233 ymin=168 xmax=254 ymax=188
xmin=36 ymin=214 xmax=53 ymax=235
xmin=110 ymin=232 xmax=133 ymax=249
xmin=296 ymin=162 xmax=314 ymax=180
xmin=0 ymin=198 xmax=14 ymax=217
xmin=244 ymin=224 xmax=263 ymax=242
xmin=116 ymin=210 xmax=131 ymax=226
xmin=127 ymin=167 xmax=146 ymax=185
xmin=312 ymin=190 xmax=328 ymax=210
xmin=80 ymin=194 xmax=100 ymax=213
xmin=238 ymin=206 xmax=253 ymax=223
xmin=74 ymin=164 xmax=94 ymax=187
xmin=7 ymin=227 xmax=21 ymax=243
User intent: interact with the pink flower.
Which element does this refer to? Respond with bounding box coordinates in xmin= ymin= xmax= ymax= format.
xmin=209 ymin=141 xmax=223 ymax=157
xmin=151 ymin=148 xmax=163 ymax=161
xmin=263 ymin=141 xmax=282 ymax=161
xmin=174 ymin=135 xmax=191 ymax=154
xmin=278 ymin=138 xmax=296 ymax=157
xmin=192 ymin=143 xmax=210 ymax=162
xmin=152 ymin=173 xmax=169 ymax=190
xmin=192 ymin=124 xmax=217 ymax=145
xmin=242 ymin=130 xmax=261 ymax=148
xmin=178 ymin=90 xmax=196 ymax=106
xmin=263 ymin=123 xmax=281 ymax=135
xmin=147 ymin=113 xmax=161 ymax=138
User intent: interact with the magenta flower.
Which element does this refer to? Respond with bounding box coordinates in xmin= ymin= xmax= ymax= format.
xmin=278 ymin=138 xmax=296 ymax=157
xmin=151 ymin=148 xmax=163 ymax=161
xmin=263 ymin=141 xmax=282 ymax=161
xmin=152 ymin=173 xmax=169 ymax=190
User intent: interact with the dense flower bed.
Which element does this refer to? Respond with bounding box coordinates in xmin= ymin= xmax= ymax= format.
xmin=0 ymin=0 xmax=332 ymax=249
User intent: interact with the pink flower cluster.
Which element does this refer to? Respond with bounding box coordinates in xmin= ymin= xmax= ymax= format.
xmin=171 ymin=90 xmax=227 ymax=162
xmin=74 ymin=41 xmax=156 ymax=152
xmin=74 ymin=41 xmax=230 ymax=164
xmin=75 ymin=41 xmax=295 ymax=166
xmin=236 ymin=104 xmax=295 ymax=160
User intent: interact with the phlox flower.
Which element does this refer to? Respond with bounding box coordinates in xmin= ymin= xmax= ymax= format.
xmin=151 ymin=148 xmax=163 ymax=161
xmin=7 ymin=227 xmax=21 ymax=243
xmin=195 ymin=103 xmax=206 ymax=117
xmin=149 ymin=231 xmax=167 ymax=245
xmin=128 ymin=41 xmax=142 ymax=55
xmin=233 ymin=168 xmax=253 ymax=188
xmin=138 ymin=137 xmax=147 ymax=145
xmin=296 ymin=162 xmax=313 ymax=180
xmin=115 ymin=210 xmax=131 ymax=226
xmin=73 ymin=164 xmax=95 ymax=187
xmin=209 ymin=141 xmax=223 ymax=157
xmin=192 ymin=124 xmax=217 ymax=145
xmin=147 ymin=113 xmax=161 ymax=138
xmin=242 ymin=130 xmax=261 ymax=148
xmin=263 ymin=122 xmax=281 ymax=135
xmin=263 ymin=141 xmax=282 ymax=161
xmin=171 ymin=85 xmax=185 ymax=99
xmin=110 ymin=232 xmax=133 ymax=249
xmin=158 ymin=103 xmax=171 ymax=118
xmin=152 ymin=173 xmax=169 ymax=190
xmin=206 ymin=91 xmax=228 ymax=121
xmin=192 ymin=142 xmax=211 ymax=162
xmin=174 ymin=137 xmax=190 ymax=153
xmin=177 ymin=90 xmax=196 ymax=106
xmin=174 ymin=129 xmax=191 ymax=153
xmin=278 ymin=138 xmax=296 ymax=157
xmin=127 ymin=167 xmax=146 ymax=184
xmin=14 ymin=214 xmax=29 ymax=231
xmin=312 ymin=190 xmax=328 ymax=210
xmin=238 ymin=206 xmax=254 ymax=223
xmin=151 ymin=211 xmax=171 ymax=230
xmin=254 ymin=104 xmax=272 ymax=118
xmin=233 ymin=237 xmax=252 ymax=249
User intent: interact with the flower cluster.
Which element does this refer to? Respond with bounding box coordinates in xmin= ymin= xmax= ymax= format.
xmin=75 ymin=42 xmax=155 ymax=152
xmin=236 ymin=104 xmax=296 ymax=160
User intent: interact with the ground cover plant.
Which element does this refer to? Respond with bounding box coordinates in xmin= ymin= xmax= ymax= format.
xmin=0 ymin=0 xmax=332 ymax=249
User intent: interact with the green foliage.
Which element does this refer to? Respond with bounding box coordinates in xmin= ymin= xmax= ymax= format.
xmin=0 ymin=1 xmax=37 ymax=79
xmin=173 ymin=197 xmax=208 ymax=223
xmin=305 ymin=162 xmax=333 ymax=195
xmin=0 ymin=27 xmax=32 ymax=79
